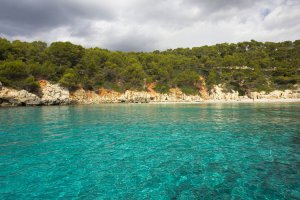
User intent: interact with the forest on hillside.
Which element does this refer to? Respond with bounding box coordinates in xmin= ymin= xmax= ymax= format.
xmin=0 ymin=38 xmax=299 ymax=95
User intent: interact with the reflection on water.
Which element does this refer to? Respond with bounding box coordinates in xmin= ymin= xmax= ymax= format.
xmin=0 ymin=103 xmax=300 ymax=199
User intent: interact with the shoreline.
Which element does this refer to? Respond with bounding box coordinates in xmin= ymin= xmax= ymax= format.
xmin=1 ymin=99 xmax=300 ymax=107
xmin=149 ymin=98 xmax=300 ymax=104
xmin=1 ymin=83 xmax=300 ymax=107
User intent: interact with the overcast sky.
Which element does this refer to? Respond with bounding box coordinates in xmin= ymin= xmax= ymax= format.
xmin=0 ymin=0 xmax=299 ymax=51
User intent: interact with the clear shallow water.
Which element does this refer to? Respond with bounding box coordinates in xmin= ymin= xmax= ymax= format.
xmin=0 ymin=103 xmax=299 ymax=200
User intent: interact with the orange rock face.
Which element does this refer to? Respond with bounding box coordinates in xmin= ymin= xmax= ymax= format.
xmin=146 ymin=83 xmax=158 ymax=96
xmin=196 ymin=76 xmax=209 ymax=100
xmin=39 ymin=80 xmax=48 ymax=88
xmin=98 ymin=88 xmax=121 ymax=97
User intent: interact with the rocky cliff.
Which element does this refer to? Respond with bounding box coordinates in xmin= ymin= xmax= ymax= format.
xmin=0 ymin=87 xmax=41 ymax=106
xmin=208 ymin=85 xmax=300 ymax=101
xmin=69 ymin=87 xmax=202 ymax=104
xmin=1 ymin=81 xmax=299 ymax=106
xmin=0 ymin=81 xmax=71 ymax=106
xmin=39 ymin=80 xmax=70 ymax=105
xmin=69 ymin=85 xmax=299 ymax=104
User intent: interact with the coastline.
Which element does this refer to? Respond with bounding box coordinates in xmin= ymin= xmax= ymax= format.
xmin=1 ymin=81 xmax=300 ymax=107
xmin=2 ymin=98 xmax=300 ymax=107
xmin=146 ymin=98 xmax=300 ymax=104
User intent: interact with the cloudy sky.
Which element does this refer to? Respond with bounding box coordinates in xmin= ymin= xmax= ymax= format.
xmin=0 ymin=0 xmax=299 ymax=51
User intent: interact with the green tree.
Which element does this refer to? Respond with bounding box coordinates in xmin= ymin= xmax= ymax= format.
xmin=206 ymin=69 xmax=218 ymax=89
xmin=47 ymin=42 xmax=84 ymax=67
xmin=121 ymin=63 xmax=146 ymax=90
xmin=0 ymin=38 xmax=11 ymax=60
xmin=0 ymin=60 xmax=39 ymax=93
xmin=59 ymin=69 xmax=80 ymax=89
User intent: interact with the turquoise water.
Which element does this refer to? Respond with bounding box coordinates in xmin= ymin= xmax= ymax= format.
xmin=0 ymin=103 xmax=299 ymax=199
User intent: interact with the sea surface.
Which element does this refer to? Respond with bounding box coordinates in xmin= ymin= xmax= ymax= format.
xmin=0 ymin=103 xmax=299 ymax=199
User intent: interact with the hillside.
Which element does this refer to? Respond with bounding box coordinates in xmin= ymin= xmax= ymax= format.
xmin=0 ymin=38 xmax=299 ymax=96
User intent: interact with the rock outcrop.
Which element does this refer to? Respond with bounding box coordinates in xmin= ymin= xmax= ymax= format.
xmin=70 ymin=88 xmax=121 ymax=104
xmin=151 ymin=88 xmax=202 ymax=102
xmin=208 ymin=84 xmax=300 ymax=102
xmin=209 ymin=85 xmax=241 ymax=101
xmin=0 ymin=87 xmax=41 ymax=106
xmin=0 ymin=81 xmax=71 ymax=106
xmin=70 ymin=87 xmax=202 ymax=104
xmin=249 ymin=89 xmax=300 ymax=100
xmin=119 ymin=90 xmax=151 ymax=103
xmin=39 ymin=80 xmax=71 ymax=105
xmin=67 ymin=84 xmax=300 ymax=104
xmin=1 ymin=81 xmax=299 ymax=106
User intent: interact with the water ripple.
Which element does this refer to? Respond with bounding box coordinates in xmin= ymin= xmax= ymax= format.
xmin=0 ymin=103 xmax=299 ymax=199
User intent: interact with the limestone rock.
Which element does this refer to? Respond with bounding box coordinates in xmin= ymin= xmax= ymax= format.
xmin=70 ymin=88 xmax=122 ymax=104
xmin=1 ymin=82 xmax=300 ymax=106
xmin=209 ymin=85 xmax=241 ymax=101
xmin=0 ymin=87 xmax=41 ymax=106
xmin=248 ymin=88 xmax=300 ymax=100
xmin=39 ymin=81 xmax=70 ymax=105
xmin=150 ymin=88 xmax=202 ymax=102
xmin=98 ymin=88 xmax=121 ymax=103
xmin=70 ymin=87 xmax=203 ymax=104
xmin=119 ymin=90 xmax=151 ymax=103
xmin=208 ymin=84 xmax=300 ymax=101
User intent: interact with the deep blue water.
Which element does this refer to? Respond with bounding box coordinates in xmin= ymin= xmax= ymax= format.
xmin=0 ymin=103 xmax=299 ymax=199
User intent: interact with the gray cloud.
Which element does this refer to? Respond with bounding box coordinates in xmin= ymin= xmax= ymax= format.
xmin=104 ymin=34 xmax=158 ymax=52
xmin=185 ymin=0 xmax=259 ymax=11
xmin=0 ymin=0 xmax=299 ymax=51
xmin=0 ymin=0 xmax=115 ymax=35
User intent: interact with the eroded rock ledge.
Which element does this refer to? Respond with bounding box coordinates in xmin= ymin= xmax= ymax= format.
xmin=0 ymin=80 xmax=70 ymax=106
xmin=0 ymin=81 xmax=299 ymax=106
xmin=0 ymin=87 xmax=41 ymax=106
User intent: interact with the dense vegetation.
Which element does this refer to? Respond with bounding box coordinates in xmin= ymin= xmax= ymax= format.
xmin=0 ymin=37 xmax=299 ymax=95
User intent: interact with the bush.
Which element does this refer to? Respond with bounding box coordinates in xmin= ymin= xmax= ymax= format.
xmin=59 ymin=69 xmax=79 ymax=89
xmin=0 ymin=60 xmax=40 ymax=93
xmin=154 ymin=82 xmax=170 ymax=93
xmin=24 ymin=76 xmax=40 ymax=93
xmin=180 ymin=86 xmax=199 ymax=95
